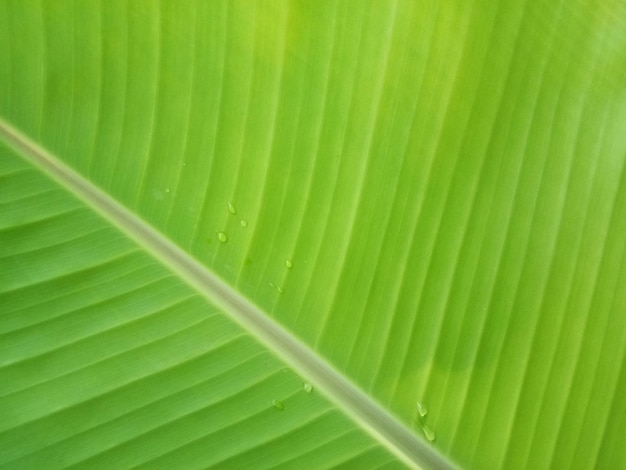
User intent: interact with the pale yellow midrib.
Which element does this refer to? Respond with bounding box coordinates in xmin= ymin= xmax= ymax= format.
xmin=0 ymin=117 xmax=457 ymax=470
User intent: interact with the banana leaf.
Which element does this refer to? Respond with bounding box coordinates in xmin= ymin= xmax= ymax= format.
xmin=1 ymin=1 xmax=626 ymax=468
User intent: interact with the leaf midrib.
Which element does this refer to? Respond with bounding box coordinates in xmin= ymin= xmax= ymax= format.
xmin=0 ymin=118 xmax=457 ymax=470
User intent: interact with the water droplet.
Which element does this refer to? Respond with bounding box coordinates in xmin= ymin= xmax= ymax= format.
xmin=165 ymin=188 xmax=170 ymax=193
xmin=303 ymin=383 xmax=313 ymax=394
xmin=417 ymin=401 xmax=428 ymax=417
xmin=285 ymin=259 xmax=293 ymax=269
xmin=228 ymin=201 xmax=237 ymax=214
xmin=272 ymin=399 xmax=284 ymax=411
xmin=240 ymin=219 xmax=248 ymax=227
xmin=217 ymin=232 xmax=228 ymax=243
xmin=421 ymin=424 xmax=436 ymax=442
xmin=269 ymin=282 xmax=284 ymax=294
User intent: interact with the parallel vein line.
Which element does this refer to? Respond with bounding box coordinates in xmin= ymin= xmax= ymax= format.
xmin=68 ymin=370 xmax=301 ymax=469
xmin=4 ymin=347 xmax=266 ymax=467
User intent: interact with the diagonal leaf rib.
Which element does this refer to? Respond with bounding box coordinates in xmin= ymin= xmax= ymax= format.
xmin=0 ymin=118 xmax=456 ymax=470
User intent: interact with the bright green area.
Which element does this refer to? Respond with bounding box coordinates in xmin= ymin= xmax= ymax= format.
xmin=2 ymin=0 xmax=626 ymax=468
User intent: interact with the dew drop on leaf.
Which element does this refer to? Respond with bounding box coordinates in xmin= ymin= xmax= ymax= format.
xmin=417 ymin=401 xmax=428 ymax=417
xmin=303 ymin=382 xmax=313 ymax=394
xmin=240 ymin=219 xmax=248 ymax=227
xmin=269 ymin=282 xmax=284 ymax=294
xmin=285 ymin=259 xmax=293 ymax=269
xmin=228 ymin=201 xmax=237 ymax=214
xmin=217 ymin=232 xmax=228 ymax=243
xmin=421 ymin=424 xmax=435 ymax=442
xmin=272 ymin=399 xmax=284 ymax=411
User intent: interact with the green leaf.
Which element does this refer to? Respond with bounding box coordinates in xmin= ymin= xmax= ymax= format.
xmin=1 ymin=1 xmax=626 ymax=469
